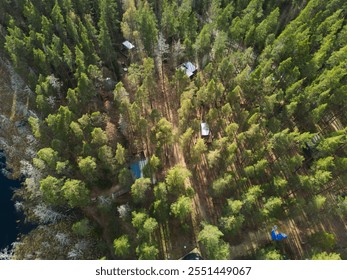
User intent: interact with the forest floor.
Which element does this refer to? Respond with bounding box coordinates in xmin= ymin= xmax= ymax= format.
xmin=154 ymin=70 xmax=203 ymax=259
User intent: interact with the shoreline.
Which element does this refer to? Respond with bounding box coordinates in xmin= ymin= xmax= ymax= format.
xmin=0 ymin=153 xmax=21 ymax=250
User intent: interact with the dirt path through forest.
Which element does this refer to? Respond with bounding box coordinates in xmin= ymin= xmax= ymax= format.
xmin=84 ymin=206 xmax=115 ymax=257
xmin=158 ymin=71 xmax=204 ymax=251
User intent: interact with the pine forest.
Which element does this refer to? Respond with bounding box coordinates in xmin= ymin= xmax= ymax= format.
xmin=0 ymin=0 xmax=346 ymax=260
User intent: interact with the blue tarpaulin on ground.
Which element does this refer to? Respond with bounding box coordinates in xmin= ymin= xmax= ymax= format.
xmin=271 ymin=229 xmax=288 ymax=241
xmin=271 ymin=230 xmax=277 ymax=240
xmin=277 ymin=232 xmax=287 ymax=240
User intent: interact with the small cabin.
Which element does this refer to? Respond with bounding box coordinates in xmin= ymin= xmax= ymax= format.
xmin=122 ymin=40 xmax=135 ymax=50
xmin=179 ymin=61 xmax=197 ymax=78
xmin=120 ymin=41 xmax=135 ymax=65
xmin=200 ymin=122 xmax=210 ymax=137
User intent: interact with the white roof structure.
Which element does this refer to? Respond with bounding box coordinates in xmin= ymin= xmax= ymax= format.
xmin=180 ymin=61 xmax=197 ymax=78
xmin=122 ymin=40 xmax=135 ymax=50
xmin=201 ymin=122 xmax=210 ymax=137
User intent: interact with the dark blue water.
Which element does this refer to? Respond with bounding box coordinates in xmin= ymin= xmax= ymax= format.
xmin=0 ymin=154 xmax=21 ymax=250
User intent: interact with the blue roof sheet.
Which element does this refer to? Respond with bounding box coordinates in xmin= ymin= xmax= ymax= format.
xmin=130 ymin=159 xmax=148 ymax=179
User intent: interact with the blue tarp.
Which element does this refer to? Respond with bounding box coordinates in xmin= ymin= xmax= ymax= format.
xmin=271 ymin=230 xmax=277 ymax=240
xmin=130 ymin=162 xmax=141 ymax=179
xmin=277 ymin=232 xmax=287 ymax=240
xmin=271 ymin=230 xmax=288 ymax=241
xmin=130 ymin=159 xmax=148 ymax=179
